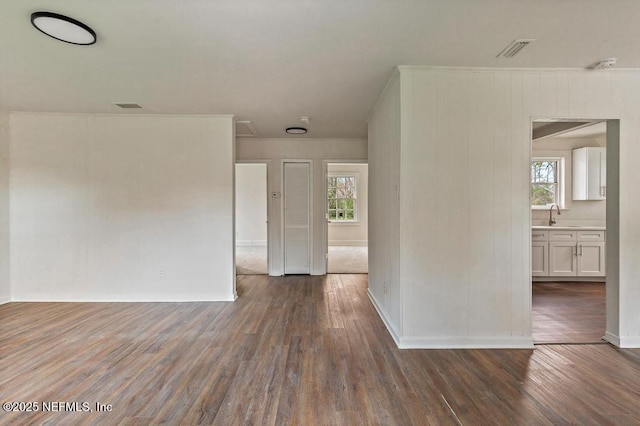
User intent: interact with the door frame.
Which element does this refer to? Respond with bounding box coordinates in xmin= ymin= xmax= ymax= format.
xmin=281 ymin=160 xmax=313 ymax=275
xmin=235 ymin=160 xmax=271 ymax=275
xmin=529 ymin=117 xmax=620 ymax=345
xmin=322 ymin=159 xmax=368 ymax=274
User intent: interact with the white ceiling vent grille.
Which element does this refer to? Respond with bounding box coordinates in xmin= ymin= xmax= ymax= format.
xmin=236 ymin=121 xmax=257 ymax=137
xmin=497 ymin=39 xmax=536 ymax=58
xmin=112 ymin=102 xmax=142 ymax=109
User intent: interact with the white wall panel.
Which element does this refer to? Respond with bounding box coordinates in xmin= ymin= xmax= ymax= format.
xmin=567 ymin=73 xmax=587 ymax=118
xmin=9 ymin=113 xmax=235 ymax=302
xmin=0 ymin=111 xmax=9 ymax=303
xmin=368 ymin=71 xmax=401 ymax=338
xmin=370 ymin=66 xmax=639 ymax=348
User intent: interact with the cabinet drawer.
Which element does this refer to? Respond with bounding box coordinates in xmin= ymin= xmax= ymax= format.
xmin=549 ymin=230 xmax=577 ymax=241
xmin=531 ymin=231 xmax=548 ymax=241
xmin=577 ymin=230 xmax=605 ymax=242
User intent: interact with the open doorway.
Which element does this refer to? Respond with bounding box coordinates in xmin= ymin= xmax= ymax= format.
xmin=235 ymin=163 xmax=268 ymax=275
xmin=530 ymin=119 xmax=613 ymax=344
xmin=325 ymin=163 xmax=368 ymax=274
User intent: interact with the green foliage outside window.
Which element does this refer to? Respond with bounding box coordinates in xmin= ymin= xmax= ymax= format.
xmin=531 ymin=160 xmax=558 ymax=206
xmin=327 ymin=176 xmax=356 ymax=221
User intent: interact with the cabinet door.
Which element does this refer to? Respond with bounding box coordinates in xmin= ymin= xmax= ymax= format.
xmin=549 ymin=242 xmax=577 ymax=276
xmin=532 ymin=242 xmax=549 ymax=277
xmin=587 ymin=148 xmax=606 ymax=200
xmin=573 ymin=147 xmax=606 ymax=200
xmin=577 ymin=242 xmax=606 ymax=277
xmin=599 ymin=149 xmax=607 ymax=198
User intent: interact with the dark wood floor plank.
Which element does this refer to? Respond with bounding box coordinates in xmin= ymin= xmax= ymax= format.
xmin=0 ymin=275 xmax=638 ymax=425
xmin=532 ymin=282 xmax=605 ymax=343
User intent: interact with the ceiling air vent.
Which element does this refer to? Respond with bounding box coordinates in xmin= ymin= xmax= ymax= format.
xmin=497 ymin=39 xmax=536 ymax=58
xmin=236 ymin=121 xmax=257 ymax=137
xmin=112 ymin=102 xmax=142 ymax=109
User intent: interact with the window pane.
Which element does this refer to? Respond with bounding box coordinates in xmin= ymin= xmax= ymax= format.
xmin=531 ymin=161 xmax=557 ymax=183
xmin=327 ymin=175 xmax=357 ymax=221
xmin=531 ymin=183 xmax=557 ymax=205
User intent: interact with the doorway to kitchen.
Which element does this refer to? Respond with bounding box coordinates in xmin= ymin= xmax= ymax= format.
xmin=530 ymin=119 xmax=618 ymax=344
xmin=325 ymin=162 xmax=368 ymax=274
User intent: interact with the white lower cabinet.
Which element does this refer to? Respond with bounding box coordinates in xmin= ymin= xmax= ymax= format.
xmin=532 ymin=229 xmax=605 ymax=278
xmin=532 ymin=231 xmax=549 ymax=277
xmin=549 ymin=241 xmax=578 ymax=276
xmin=577 ymin=242 xmax=606 ymax=276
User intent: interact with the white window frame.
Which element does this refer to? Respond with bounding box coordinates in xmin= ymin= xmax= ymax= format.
xmin=327 ymin=173 xmax=359 ymax=223
xmin=531 ymin=156 xmax=565 ymax=210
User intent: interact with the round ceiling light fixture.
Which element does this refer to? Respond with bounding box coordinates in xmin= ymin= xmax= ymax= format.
xmin=285 ymin=127 xmax=308 ymax=135
xmin=31 ymin=12 xmax=97 ymax=45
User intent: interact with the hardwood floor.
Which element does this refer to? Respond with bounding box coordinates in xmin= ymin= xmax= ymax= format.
xmin=532 ymin=282 xmax=606 ymax=344
xmin=1 ymin=275 xmax=639 ymax=425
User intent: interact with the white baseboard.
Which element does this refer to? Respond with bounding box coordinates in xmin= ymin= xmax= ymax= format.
xmin=619 ymin=335 xmax=640 ymax=348
xmin=603 ymin=331 xmax=621 ymax=347
xmin=329 ymin=240 xmax=368 ymax=247
xmin=367 ymin=290 xmax=534 ymax=349
xmin=0 ymin=296 xmax=11 ymax=305
xmin=367 ymin=289 xmax=402 ymax=346
xmin=11 ymin=292 xmax=237 ymax=302
xmin=236 ymin=240 xmax=267 ymax=247
xmin=398 ymin=336 xmax=535 ymax=349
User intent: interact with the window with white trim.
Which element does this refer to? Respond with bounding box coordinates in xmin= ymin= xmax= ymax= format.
xmin=327 ymin=175 xmax=357 ymax=222
xmin=531 ymin=157 xmax=564 ymax=208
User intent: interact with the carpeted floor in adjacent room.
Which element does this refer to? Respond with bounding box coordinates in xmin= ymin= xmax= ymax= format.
xmin=235 ymin=245 xmax=368 ymax=275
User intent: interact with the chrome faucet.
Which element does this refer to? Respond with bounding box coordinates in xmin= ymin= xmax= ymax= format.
xmin=549 ymin=204 xmax=561 ymax=226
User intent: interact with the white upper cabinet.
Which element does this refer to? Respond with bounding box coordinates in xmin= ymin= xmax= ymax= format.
xmin=572 ymin=147 xmax=606 ymax=200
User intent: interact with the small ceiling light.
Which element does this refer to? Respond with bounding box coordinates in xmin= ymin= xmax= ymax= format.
xmin=31 ymin=12 xmax=97 ymax=45
xmin=286 ymin=127 xmax=308 ymax=135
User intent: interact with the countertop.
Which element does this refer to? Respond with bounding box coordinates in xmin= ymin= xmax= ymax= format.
xmin=532 ymin=225 xmax=606 ymax=231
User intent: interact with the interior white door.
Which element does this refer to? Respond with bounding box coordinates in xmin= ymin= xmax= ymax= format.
xmin=284 ymin=162 xmax=311 ymax=274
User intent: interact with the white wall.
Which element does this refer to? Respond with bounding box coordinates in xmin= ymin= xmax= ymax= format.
xmin=236 ymin=138 xmax=367 ymax=275
xmin=532 ymin=135 xmax=606 ymax=225
xmin=235 ymin=163 xmax=267 ymax=246
xmin=9 ymin=113 xmax=236 ymax=302
xmin=0 ymin=111 xmax=9 ymax=304
xmin=327 ymin=163 xmax=368 ymax=246
xmin=367 ymin=72 xmax=402 ymax=339
xmin=369 ymin=67 xmax=640 ymax=348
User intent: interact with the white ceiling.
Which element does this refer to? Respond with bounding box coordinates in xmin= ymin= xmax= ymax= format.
xmin=2 ymin=1 xmax=640 ymax=138
xmin=556 ymin=121 xmax=607 ymax=138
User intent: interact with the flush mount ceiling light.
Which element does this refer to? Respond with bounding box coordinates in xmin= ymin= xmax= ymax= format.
xmin=31 ymin=12 xmax=97 ymax=45
xmin=285 ymin=127 xmax=308 ymax=135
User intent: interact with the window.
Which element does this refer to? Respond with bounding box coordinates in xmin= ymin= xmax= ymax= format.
xmin=327 ymin=175 xmax=357 ymax=221
xmin=531 ymin=158 xmax=563 ymax=208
